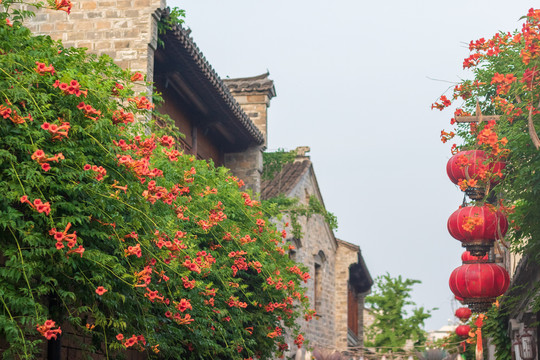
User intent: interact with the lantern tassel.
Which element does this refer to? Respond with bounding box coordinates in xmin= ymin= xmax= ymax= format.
xmin=475 ymin=314 xmax=486 ymax=360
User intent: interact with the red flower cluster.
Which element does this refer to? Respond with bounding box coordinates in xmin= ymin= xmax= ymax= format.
xmin=520 ymin=9 xmax=540 ymax=64
xmin=20 ymin=196 xmax=51 ymax=215
xmin=294 ymin=334 xmax=305 ymax=348
xmin=125 ymin=244 xmax=142 ymax=257
xmin=112 ymin=109 xmax=134 ymax=125
xmin=144 ymin=288 xmax=165 ymax=302
xmin=41 ymin=121 xmax=70 ymax=140
xmin=66 ymin=245 xmax=85 ymax=258
xmin=160 ymin=135 xmax=175 ymax=148
xmin=53 ymin=79 xmax=87 ymax=97
xmin=53 ymin=0 xmax=72 ymax=14
xmin=128 ymin=96 xmax=154 ymax=110
xmin=440 ymin=130 xmax=455 ymax=143
xmin=267 ymin=326 xmax=282 ymax=339
xmin=77 ymin=102 xmax=101 ymax=121
xmin=36 ymin=320 xmax=62 ymax=340
xmin=83 ymin=164 xmax=107 ymax=181
xmin=226 ymin=296 xmax=248 ymax=308
xmin=490 ymin=72 xmax=517 ymax=95
xmin=130 ymin=72 xmax=144 ymax=82
xmin=175 ymin=298 xmax=192 ymax=312
xmin=431 ymin=95 xmax=452 ymax=111
xmin=95 ymin=286 xmax=107 ymax=295
xmin=162 ymin=148 xmax=182 ymax=161
xmin=476 ymin=120 xmax=509 ymax=156
xmin=182 ymin=276 xmax=196 ymax=289
xmin=117 ymin=334 xmax=146 ymax=349
xmin=35 ymin=62 xmax=55 ymax=75
xmin=1 ymin=103 xmax=32 ymax=124
xmin=0 ymin=104 xmax=11 ymax=119
xmin=49 ymin=222 xmax=78 ymax=250
xmin=31 ymin=149 xmax=64 ymax=171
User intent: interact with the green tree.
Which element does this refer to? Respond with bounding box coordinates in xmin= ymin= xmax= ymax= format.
xmin=365 ymin=273 xmax=433 ymax=353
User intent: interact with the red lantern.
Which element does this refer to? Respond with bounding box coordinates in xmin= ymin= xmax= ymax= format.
xmin=455 ymin=324 xmax=471 ymax=338
xmin=449 ymin=262 xmax=510 ymax=313
xmin=455 ymin=307 xmax=472 ymax=322
xmin=446 ymin=150 xmax=505 ymax=199
xmin=461 ymin=251 xmax=488 ymax=263
xmin=447 ymin=205 xmax=508 ymax=256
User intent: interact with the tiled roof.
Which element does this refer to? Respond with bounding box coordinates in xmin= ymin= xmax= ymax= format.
xmin=223 ymin=73 xmax=276 ymax=98
xmin=261 ymin=160 xmax=311 ymax=200
xmin=159 ymin=9 xmax=265 ymax=146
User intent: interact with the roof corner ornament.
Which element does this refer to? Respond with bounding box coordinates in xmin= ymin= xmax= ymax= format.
xmin=295 ymin=146 xmax=310 ymax=157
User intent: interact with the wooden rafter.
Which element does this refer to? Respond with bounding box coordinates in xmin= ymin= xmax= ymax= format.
xmin=454 ymin=100 xmax=540 ymax=150
xmin=455 ymin=101 xmax=501 ymax=123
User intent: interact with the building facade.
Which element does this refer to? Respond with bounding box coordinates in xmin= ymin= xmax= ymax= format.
xmin=260 ymin=150 xmax=372 ymax=359
xmin=25 ymin=2 xmax=372 ymax=359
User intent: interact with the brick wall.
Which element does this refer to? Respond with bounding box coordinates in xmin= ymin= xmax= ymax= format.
xmin=25 ymin=0 xmax=165 ymax=82
xmin=231 ymin=94 xmax=271 ymax=146
xmin=224 ymin=146 xmax=263 ymax=194
xmin=283 ymin=164 xmax=338 ymax=352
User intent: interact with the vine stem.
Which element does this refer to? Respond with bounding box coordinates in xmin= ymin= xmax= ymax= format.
xmin=8 ymin=226 xmax=39 ymax=319
xmin=0 ymin=295 xmax=29 ymax=359
xmin=0 ymin=66 xmax=45 ymax=120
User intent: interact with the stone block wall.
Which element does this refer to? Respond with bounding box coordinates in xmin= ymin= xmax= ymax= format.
xmin=24 ymin=0 xmax=165 ymax=81
xmin=232 ymin=94 xmax=271 ymax=146
xmin=285 ymin=166 xmax=338 ymax=351
xmin=224 ymin=146 xmax=263 ymax=194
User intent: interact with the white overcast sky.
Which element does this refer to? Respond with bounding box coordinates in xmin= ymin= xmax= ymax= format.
xmin=168 ymin=0 xmax=537 ymax=331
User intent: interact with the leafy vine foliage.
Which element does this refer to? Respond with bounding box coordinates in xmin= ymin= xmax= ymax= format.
xmin=262 ymin=149 xmax=296 ymax=181
xmin=0 ymin=3 xmax=313 ymax=359
xmin=261 ymin=150 xmax=338 ymax=240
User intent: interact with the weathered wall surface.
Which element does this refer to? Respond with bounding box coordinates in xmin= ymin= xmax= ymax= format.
xmin=25 ymin=0 xmax=165 ymax=81
xmin=285 ymin=164 xmax=338 ymax=351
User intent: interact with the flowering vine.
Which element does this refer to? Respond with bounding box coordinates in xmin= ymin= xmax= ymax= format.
xmin=0 ymin=3 xmax=312 ymax=359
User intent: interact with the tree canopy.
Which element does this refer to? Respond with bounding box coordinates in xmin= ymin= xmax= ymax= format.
xmin=365 ymin=273 xmax=433 ymax=353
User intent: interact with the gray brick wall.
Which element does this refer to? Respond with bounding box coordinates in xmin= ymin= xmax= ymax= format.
xmin=24 ymin=0 xmax=164 ymax=81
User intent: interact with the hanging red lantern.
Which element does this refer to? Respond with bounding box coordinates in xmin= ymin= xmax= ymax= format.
xmin=461 ymin=251 xmax=488 ymax=263
xmin=446 ymin=150 xmax=505 ymax=199
xmin=455 ymin=324 xmax=471 ymax=338
xmin=447 ymin=205 xmax=508 ymax=256
xmin=455 ymin=307 xmax=472 ymax=322
xmin=449 ymin=262 xmax=510 ymax=313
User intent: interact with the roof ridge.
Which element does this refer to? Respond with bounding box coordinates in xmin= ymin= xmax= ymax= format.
xmin=223 ymin=72 xmax=270 ymax=82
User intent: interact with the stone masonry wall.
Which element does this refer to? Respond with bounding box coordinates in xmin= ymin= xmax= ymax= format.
xmin=24 ymin=0 xmax=165 ymax=82
xmin=224 ymin=146 xmax=263 ymax=195
xmin=232 ymin=94 xmax=270 ymax=146
xmin=285 ymin=165 xmax=338 ymax=353
xmin=225 ymin=90 xmax=271 ymax=194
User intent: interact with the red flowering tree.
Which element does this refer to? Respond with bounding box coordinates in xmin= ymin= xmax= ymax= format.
xmin=0 ymin=2 xmax=312 ymax=359
xmin=433 ymin=8 xmax=540 ymax=360
xmin=433 ymin=8 xmax=540 ymax=252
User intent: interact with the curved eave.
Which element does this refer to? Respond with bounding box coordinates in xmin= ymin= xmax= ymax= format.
xmin=154 ymin=19 xmax=264 ymax=151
